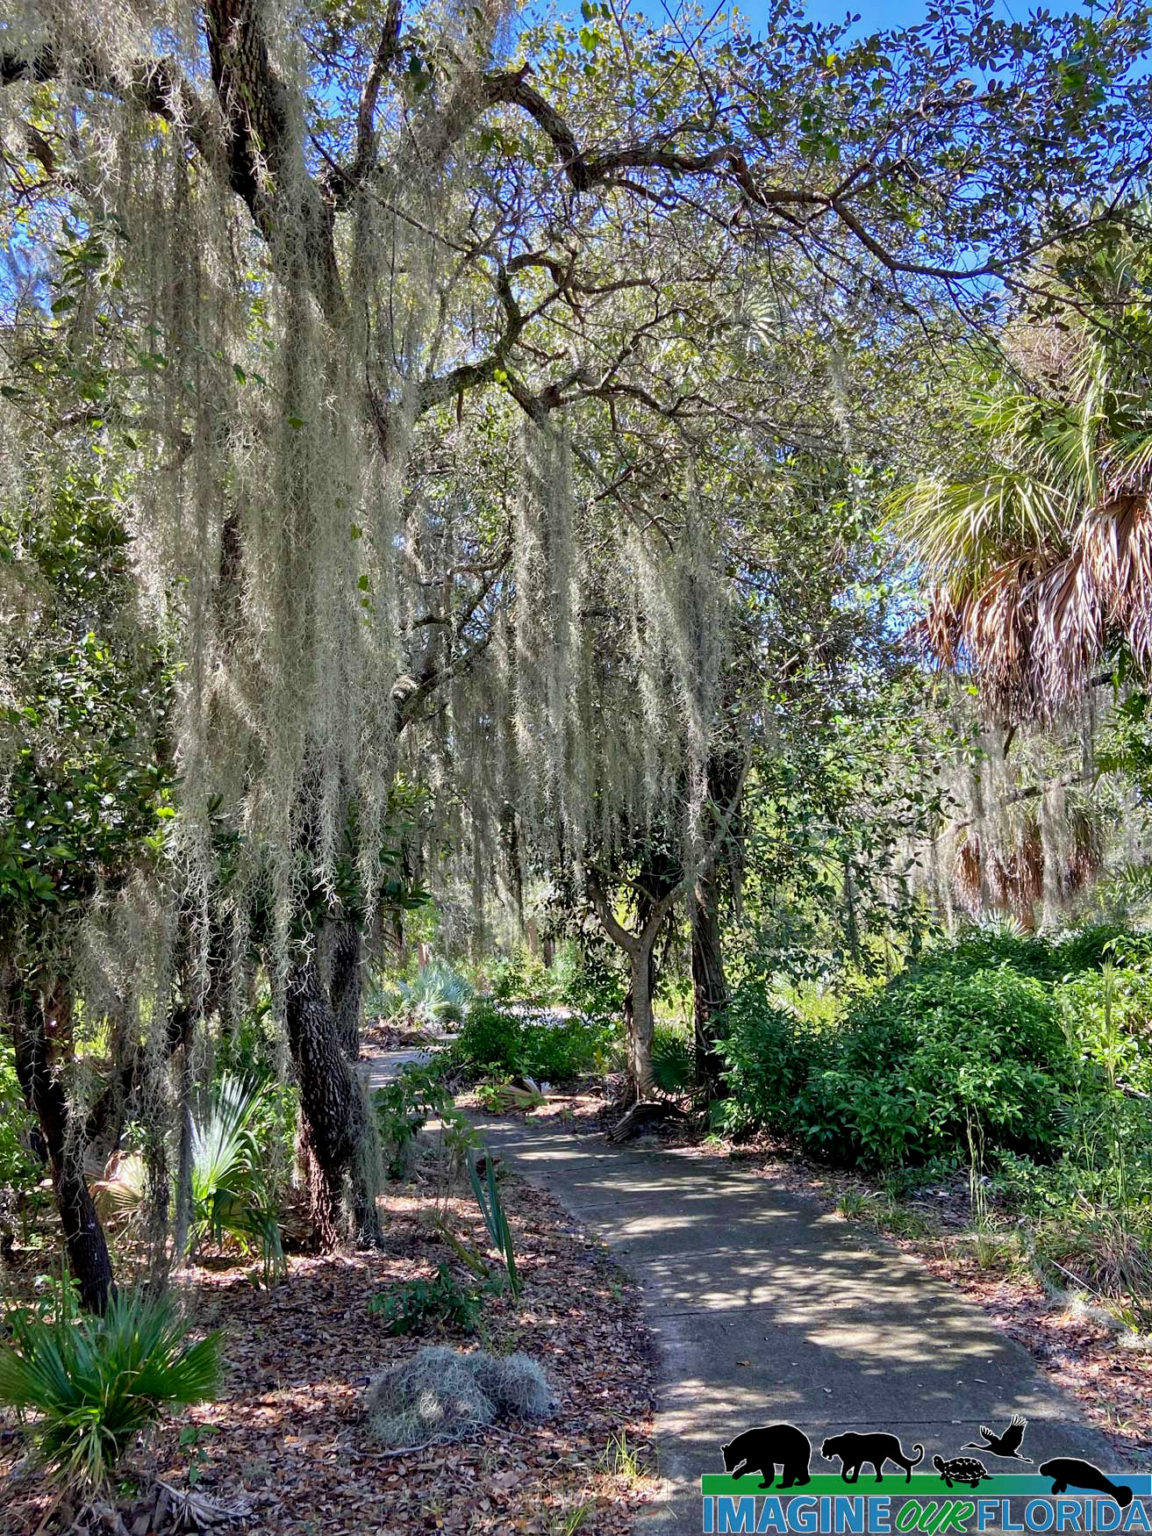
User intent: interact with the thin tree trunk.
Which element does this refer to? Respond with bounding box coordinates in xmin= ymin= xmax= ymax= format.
xmin=691 ymin=870 xmax=728 ymax=1095
xmin=626 ymin=945 xmax=656 ymax=1097
xmin=172 ymin=1034 xmax=195 ymax=1262
xmin=11 ymin=980 xmax=116 ymax=1313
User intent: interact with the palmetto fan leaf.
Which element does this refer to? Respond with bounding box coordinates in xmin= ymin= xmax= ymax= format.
xmin=894 ymin=473 xmax=1073 ymax=591
xmin=191 ymin=1071 xmax=262 ymax=1205
xmin=93 ymin=1074 xmax=284 ymax=1274
xmin=0 ymin=1289 xmax=221 ymax=1488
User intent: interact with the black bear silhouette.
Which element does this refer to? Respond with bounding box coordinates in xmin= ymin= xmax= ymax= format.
xmin=822 ymin=1432 xmax=924 ymax=1484
xmin=1039 ymin=1459 xmax=1133 ymax=1508
xmin=722 ymin=1424 xmax=813 ymax=1490
xmin=965 ymin=1416 xmax=1032 ymax=1462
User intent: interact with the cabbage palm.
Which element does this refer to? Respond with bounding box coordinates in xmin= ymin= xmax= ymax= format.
xmin=892 ymin=221 xmax=1152 ymax=720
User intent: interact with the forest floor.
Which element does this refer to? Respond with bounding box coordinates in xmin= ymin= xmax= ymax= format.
xmin=0 ymin=1156 xmax=657 ymax=1535
xmin=467 ymin=1085 xmax=1152 ymax=1474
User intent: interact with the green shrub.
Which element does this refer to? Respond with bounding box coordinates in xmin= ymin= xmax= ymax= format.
xmin=519 ymin=1015 xmax=613 ymax=1082
xmin=486 ymin=948 xmax=556 ymax=1005
xmin=0 ymin=1287 xmax=221 ymax=1489
xmin=374 ymin=1061 xmax=454 ymax=1179
xmin=1056 ymin=961 xmax=1152 ymax=1096
xmin=719 ymin=964 xmax=1076 ymax=1169
xmin=369 ymin=1266 xmax=481 ymax=1335
xmin=450 ymin=1000 xmax=613 ymax=1084
xmin=916 ymin=922 xmax=1131 ymax=987
xmin=798 ymin=966 xmax=1073 ymax=1167
xmin=452 ymin=999 xmax=524 ymax=1075
xmin=715 ymin=983 xmax=821 ymax=1139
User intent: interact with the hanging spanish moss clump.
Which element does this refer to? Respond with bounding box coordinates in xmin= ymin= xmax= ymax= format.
xmin=405 ymin=412 xmax=734 ymax=921
xmin=920 ymin=694 xmax=1134 ymax=930
xmin=0 ymin=0 xmax=483 ymax=963
xmin=0 ymin=0 xmax=533 ymax=1284
xmin=512 ymin=421 xmax=581 ymax=839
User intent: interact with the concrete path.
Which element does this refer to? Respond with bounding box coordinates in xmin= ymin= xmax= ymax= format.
xmin=471 ymin=1115 xmax=1119 ymax=1535
xmin=362 ymin=1050 xmax=1118 ymax=1533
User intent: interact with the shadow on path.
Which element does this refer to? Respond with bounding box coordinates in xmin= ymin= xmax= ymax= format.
xmin=472 ymin=1116 xmax=1118 ymax=1535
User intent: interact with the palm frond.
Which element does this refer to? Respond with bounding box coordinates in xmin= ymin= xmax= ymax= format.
xmin=0 ymin=1289 xmax=221 ymax=1489
xmin=890 ymin=475 xmax=1073 ymax=591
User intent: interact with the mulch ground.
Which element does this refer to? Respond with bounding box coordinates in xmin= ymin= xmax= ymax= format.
xmin=0 ymin=1158 xmax=658 ymax=1535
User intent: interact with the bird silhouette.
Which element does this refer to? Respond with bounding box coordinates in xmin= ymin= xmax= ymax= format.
xmin=965 ymin=1416 xmax=1032 ymax=1462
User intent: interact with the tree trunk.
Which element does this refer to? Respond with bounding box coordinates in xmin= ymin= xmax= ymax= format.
xmin=172 ymin=1034 xmax=195 ymax=1262
xmin=11 ymin=980 xmax=116 ymax=1313
xmin=691 ymin=869 xmax=728 ymax=1095
xmin=324 ymin=916 xmax=364 ymax=1062
xmin=626 ymin=944 xmax=656 ymax=1097
xmin=284 ymin=946 xmax=380 ymax=1249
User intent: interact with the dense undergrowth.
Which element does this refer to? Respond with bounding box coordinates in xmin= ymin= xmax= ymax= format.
xmin=384 ymin=922 xmax=1152 ymax=1323
xmin=714 ymin=923 xmax=1152 ymax=1318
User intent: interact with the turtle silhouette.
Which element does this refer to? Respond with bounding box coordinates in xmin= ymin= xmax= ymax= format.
xmin=935 ymin=1455 xmax=992 ymax=1489
xmin=965 ymin=1416 xmax=1032 ymax=1462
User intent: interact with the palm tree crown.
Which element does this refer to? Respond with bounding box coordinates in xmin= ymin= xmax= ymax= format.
xmin=892 ymin=217 xmax=1152 ymax=721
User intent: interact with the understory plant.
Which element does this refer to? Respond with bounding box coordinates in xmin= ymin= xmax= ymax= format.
xmin=190 ymin=1073 xmax=284 ymax=1274
xmin=468 ymin=1149 xmax=521 ymax=1301
xmin=375 ymin=1064 xmax=522 ymax=1301
xmin=650 ymin=1025 xmax=695 ymax=1094
xmin=369 ymin=1265 xmax=481 ymax=1335
xmin=373 ymin=962 xmax=474 ymax=1029
xmin=0 ymin=1285 xmax=221 ymax=1489
xmin=719 ymin=943 xmax=1078 ymax=1167
xmin=375 ymin=1060 xmax=456 ymax=1179
xmin=97 ymin=1074 xmax=284 ymax=1275
xmin=450 ymin=999 xmax=613 ymax=1083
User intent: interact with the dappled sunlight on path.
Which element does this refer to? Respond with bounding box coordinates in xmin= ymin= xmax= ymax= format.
xmin=477 ymin=1116 xmax=1120 ymax=1535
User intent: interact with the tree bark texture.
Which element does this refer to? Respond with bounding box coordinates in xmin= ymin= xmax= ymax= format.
xmin=691 ymin=868 xmax=728 ymax=1095
xmin=10 ymin=979 xmax=116 ymax=1313
xmin=284 ymin=945 xmax=380 ymax=1248
xmin=323 ymin=915 xmax=364 ymax=1062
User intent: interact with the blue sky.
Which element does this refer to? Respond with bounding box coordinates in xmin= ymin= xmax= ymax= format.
xmin=544 ymin=0 xmax=1101 ymax=36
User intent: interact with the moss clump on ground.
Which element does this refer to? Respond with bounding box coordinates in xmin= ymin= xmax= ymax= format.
xmin=366 ymin=1345 xmax=555 ymax=1448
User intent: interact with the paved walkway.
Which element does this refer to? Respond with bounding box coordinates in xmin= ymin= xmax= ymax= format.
xmin=474 ymin=1116 xmax=1118 ymax=1535
xmin=363 ymin=1052 xmax=1117 ymax=1535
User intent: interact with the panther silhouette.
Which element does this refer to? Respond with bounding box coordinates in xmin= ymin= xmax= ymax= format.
xmin=822 ymin=1432 xmax=925 ymax=1484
